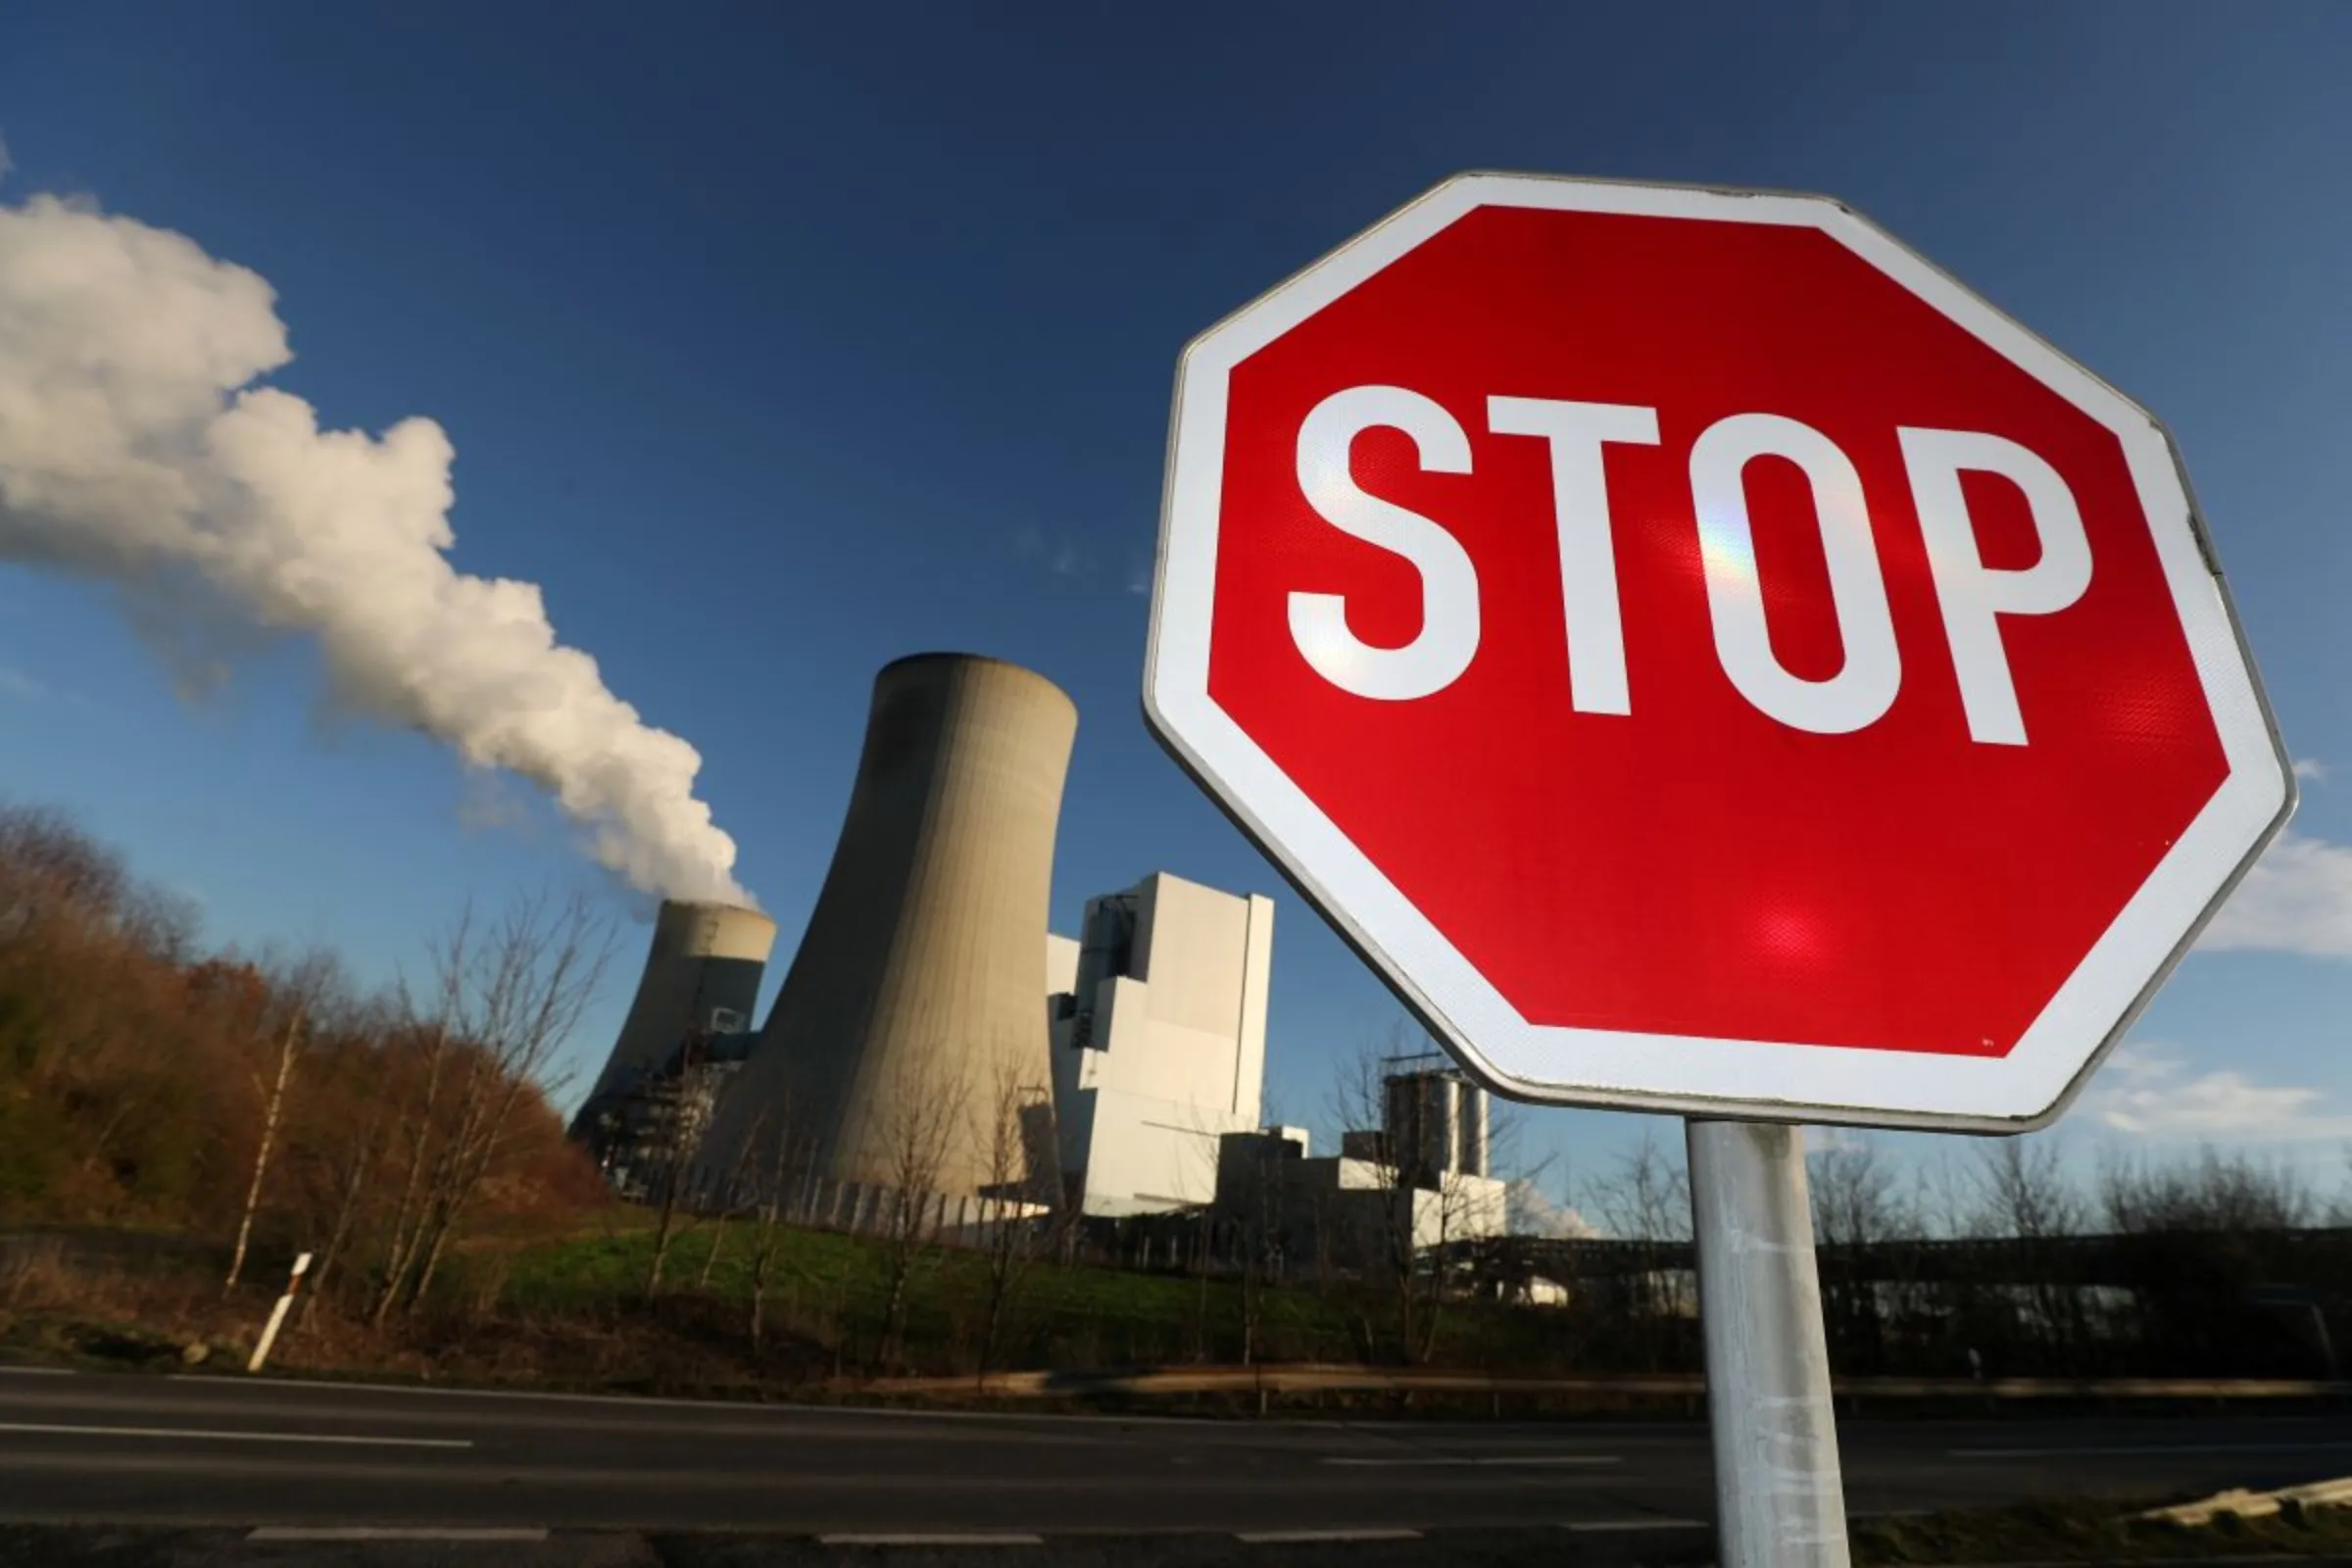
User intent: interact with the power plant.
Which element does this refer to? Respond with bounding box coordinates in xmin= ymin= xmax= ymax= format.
xmin=571 ymin=649 xmax=1499 ymax=1265
xmin=701 ymin=653 xmax=1078 ymax=1202
xmin=586 ymin=900 xmax=779 ymax=1102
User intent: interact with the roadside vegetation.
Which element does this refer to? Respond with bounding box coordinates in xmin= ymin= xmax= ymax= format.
xmin=3 ymin=796 xmax=2349 ymax=1409
xmin=1853 ymin=1495 xmax=2352 ymax=1564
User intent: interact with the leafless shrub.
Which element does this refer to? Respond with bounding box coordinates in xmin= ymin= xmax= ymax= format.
xmin=371 ymin=889 xmax=615 ymax=1323
xmin=2100 ymin=1146 xmax=2316 ymax=1234
xmin=1809 ymin=1137 xmax=1919 ymax=1248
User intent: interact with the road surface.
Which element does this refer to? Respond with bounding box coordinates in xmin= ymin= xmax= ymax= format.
xmin=5 ymin=1366 xmax=2352 ymax=1546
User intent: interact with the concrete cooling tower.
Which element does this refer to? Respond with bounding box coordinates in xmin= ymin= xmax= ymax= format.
xmin=579 ymin=899 xmax=779 ymax=1115
xmin=710 ymin=653 xmax=1077 ymax=1201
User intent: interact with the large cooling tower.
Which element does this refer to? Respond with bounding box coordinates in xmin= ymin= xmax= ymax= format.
xmin=579 ymin=899 xmax=779 ymax=1115
xmin=714 ymin=653 xmax=1077 ymax=1199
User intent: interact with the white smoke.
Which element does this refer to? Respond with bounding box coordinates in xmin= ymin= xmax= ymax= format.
xmin=0 ymin=194 xmax=751 ymax=906
xmin=1506 ymin=1178 xmax=1600 ymax=1240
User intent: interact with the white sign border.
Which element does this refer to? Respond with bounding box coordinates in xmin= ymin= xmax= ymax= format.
xmin=1143 ymin=171 xmax=2295 ymax=1132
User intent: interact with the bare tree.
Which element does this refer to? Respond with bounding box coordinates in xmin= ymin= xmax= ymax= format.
xmin=869 ymin=1053 xmax=973 ymax=1371
xmin=1971 ymin=1136 xmax=2083 ymax=1241
xmin=2100 ymin=1146 xmax=2316 ymax=1234
xmin=1969 ymin=1135 xmax=2087 ymax=1362
xmin=1229 ymin=1114 xmax=1336 ymax=1373
xmin=1329 ymin=1034 xmax=1415 ymax=1362
xmin=1228 ymin=1096 xmax=1294 ymax=1371
xmin=369 ymin=912 xmax=477 ymax=1330
xmin=1910 ymin=1148 xmax=1976 ymax=1241
xmin=696 ymin=1178 xmax=737 ymax=1291
xmin=223 ymin=951 xmax=347 ymax=1294
xmin=1809 ymin=1137 xmax=1918 ymax=1248
xmin=1806 ymin=1134 xmax=1922 ymax=1372
xmin=1584 ymin=1129 xmax=1692 ymax=1245
xmin=974 ymin=1058 xmax=1058 ymax=1379
xmin=372 ymin=889 xmax=614 ymax=1320
xmin=732 ymin=1106 xmax=811 ymax=1351
xmin=1579 ymin=1128 xmax=1694 ymax=1329
xmin=643 ymin=1039 xmax=730 ymax=1295
xmin=301 ymin=1068 xmax=392 ymax=1322
xmin=1327 ymin=1027 xmax=1494 ymax=1365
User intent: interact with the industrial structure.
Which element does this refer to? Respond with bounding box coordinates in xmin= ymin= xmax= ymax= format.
xmin=569 ymin=899 xmax=777 ymax=1190
xmin=1047 ymin=872 xmax=1273 ymax=1216
xmin=1213 ymin=1063 xmax=1506 ymax=1270
xmin=1369 ymin=1067 xmax=1491 ymax=1190
xmin=564 ymin=653 xmax=1518 ymax=1274
xmin=701 ymin=653 xmax=1078 ymax=1204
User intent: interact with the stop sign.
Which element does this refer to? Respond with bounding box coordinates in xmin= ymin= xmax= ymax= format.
xmin=1144 ymin=173 xmax=2293 ymax=1130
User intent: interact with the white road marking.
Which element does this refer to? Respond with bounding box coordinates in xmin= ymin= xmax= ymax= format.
xmin=248 ymin=1527 xmax=547 ymax=1542
xmin=1564 ymin=1518 xmax=1706 ymax=1532
xmin=195 ymin=1371 xmax=1226 ymax=1429
xmin=1320 ymin=1454 xmax=1620 ymax=1467
xmin=0 ymin=1420 xmax=469 ymax=1449
xmin=818 ymin=1534 xmax=1044 ymax=1546
xmin=1952 ymin=1442 xmax=2352 ymax=1459
xmin=0 ymin=1366 xmax=71 ymax=1376
xmin=1238 ymin=1529 xmax=1425 ymax=1543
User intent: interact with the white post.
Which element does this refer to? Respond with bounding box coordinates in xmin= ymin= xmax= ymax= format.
xmin=1688 ymin=1120 xmax=1849 ymax=1568
xmin=246 ymin=1251 xmax=313 ymax=1374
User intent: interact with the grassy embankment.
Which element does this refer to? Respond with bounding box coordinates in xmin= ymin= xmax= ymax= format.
xmin=4 ymin=1208 xmax=1580 ymax=1405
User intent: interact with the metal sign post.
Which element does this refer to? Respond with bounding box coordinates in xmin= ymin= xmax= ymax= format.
xmin=1689 ymin=1120 xmax=1848 ymax=1568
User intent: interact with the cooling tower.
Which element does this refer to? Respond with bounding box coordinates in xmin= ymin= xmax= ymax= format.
xmin=712 ymin=653 xmax=1077 ymax=1200
xmin=578 ymin=899 xmax=779 ymax=1118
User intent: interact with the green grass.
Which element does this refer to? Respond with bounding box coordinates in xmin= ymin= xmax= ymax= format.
xmin=474 ymin=1214 xmax=1508 ymax=1377
xmin=5 ymin=1209 xmax=1611 ymax=1394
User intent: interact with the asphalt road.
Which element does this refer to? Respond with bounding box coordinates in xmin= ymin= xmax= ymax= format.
xmin=5 ymin=1366 xmax=2352 ymax=1541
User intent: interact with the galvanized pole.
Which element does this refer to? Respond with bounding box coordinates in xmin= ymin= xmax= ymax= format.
xmin=1687 ymin=1119 xmax=1850 ymax=1568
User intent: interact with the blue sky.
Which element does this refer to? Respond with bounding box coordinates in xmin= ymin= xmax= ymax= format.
xmin=2 ymin=1 xmax=2348 ymax=1210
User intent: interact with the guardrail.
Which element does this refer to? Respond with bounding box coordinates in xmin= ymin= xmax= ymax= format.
xmin=857 ymin=1364 xmax=2351 ymax=1400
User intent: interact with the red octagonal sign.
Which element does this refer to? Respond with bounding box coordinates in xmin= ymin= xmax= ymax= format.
xmin=1144 ymin=173 xmax=2294 ymax=1130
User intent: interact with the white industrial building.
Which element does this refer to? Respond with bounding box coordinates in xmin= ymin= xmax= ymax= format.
xmin=1213 ymin=1067 xmax=1509 ymax=1270
xmin=1046 ymin=871 xmax=1273 ymax=1217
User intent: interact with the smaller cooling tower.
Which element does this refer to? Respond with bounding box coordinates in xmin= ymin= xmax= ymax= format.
xmin=579 ymin=900 xmax=778 ymax=1119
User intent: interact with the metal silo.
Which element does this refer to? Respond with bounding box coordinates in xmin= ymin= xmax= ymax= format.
xmin=715 ymin=653 xmax=1077 ymax=1202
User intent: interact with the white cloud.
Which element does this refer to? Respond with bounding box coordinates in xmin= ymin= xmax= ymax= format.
xmin=2081 ymin=1044 xmax=2352 ymax=1142
xmin=1126 ymin=552 xmax=1152 ymax=596
xmin=0 ymin=194 xmax=750 ymax=906
xmin=0 ymin=133 xmax=13 ymax=184
xmin=2198 ymin=832 xmax=2352 ymax=957
xmin=2295 ymin=759 xmax=2329 ymax=783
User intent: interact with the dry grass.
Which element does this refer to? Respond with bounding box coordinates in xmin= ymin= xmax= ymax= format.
xmin=0 ymin=1236 xmax=847 ymax=1397
xmin=1854 ymin=1495 xmax=2352 ymax=1563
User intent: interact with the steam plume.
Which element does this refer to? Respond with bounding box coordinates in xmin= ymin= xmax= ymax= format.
xmin=0 ymin=194 xmax=751 ymax=906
